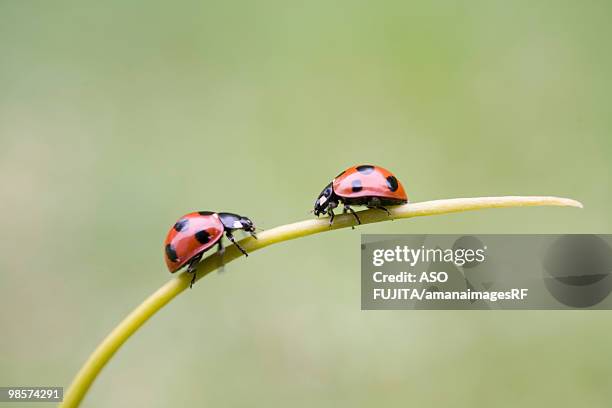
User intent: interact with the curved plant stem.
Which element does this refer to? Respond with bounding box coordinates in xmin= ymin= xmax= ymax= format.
xmin=61 ymin=195 xmax=582 ymax=407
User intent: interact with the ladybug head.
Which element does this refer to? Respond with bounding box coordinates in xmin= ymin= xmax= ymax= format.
xmin=314 ymin=182 xmax=338 ymax=216
xmin=238 ymin=216 xmax=255 ymax=233
xmin=218 ymin=212 xmax=257 ymax=237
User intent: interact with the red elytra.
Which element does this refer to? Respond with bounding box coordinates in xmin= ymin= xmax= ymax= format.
xmin=313 ymin=164 xmax=408 ymax=225
xmin=333 ymin=165 xmax=407 ymax=201
xmin=163 ymin=211 xmax=257 ymax=287
xmin=164 ymin=211 xmax=224 ymax=273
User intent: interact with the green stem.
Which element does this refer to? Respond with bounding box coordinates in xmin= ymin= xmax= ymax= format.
xmin=61 ymin=195 xmax=582 ymax=407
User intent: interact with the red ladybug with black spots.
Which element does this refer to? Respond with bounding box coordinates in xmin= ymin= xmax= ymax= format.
xmin=164 ymin=211 xmax=257 ymax=287
xmin=314 ymin=164 xmax=408 ymax=225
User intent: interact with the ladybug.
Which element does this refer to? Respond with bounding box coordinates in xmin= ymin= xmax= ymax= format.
xmin=164 ymin=211 xmax=257 ymax=287
xmin=314 ymin=164 xmax=408 ymax=225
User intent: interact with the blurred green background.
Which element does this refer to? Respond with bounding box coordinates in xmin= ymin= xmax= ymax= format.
xmin=1 ymin=1 xmax=611 ymax=407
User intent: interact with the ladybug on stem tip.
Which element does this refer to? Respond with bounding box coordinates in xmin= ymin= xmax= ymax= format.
xmin=314 ymin=164 xmax=408 ymax=225
xmin=164 ymin=211 xmax=257 ymax=287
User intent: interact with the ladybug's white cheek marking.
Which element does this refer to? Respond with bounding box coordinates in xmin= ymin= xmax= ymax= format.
xmin=233 ymin=220 xmax=243 ymax=229
xmin=318 ymin=196 xmax=328 ymax=205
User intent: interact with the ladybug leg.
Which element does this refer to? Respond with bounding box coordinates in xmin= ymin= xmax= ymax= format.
xmin=343 ymin=204 xmax=361 ymax=225
xmin=226 ymin=231 xmax=248 ymax=257
xmin=368 ymin=205 xmax=391 ymax=216
xmin=217 ymin=240 xmax=226 ymax=271
xmin=327 ymin=201 xmax=338 ymax=226
xmin=367 ymin=198 xmax=391 ymax=217
xmin=187 ymin=252 xmax=204 ymax=288
xmin=327 ymin=209 xmax=335 ymax=226
xmin=342 ymin=207 xmax=354 ymax=229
